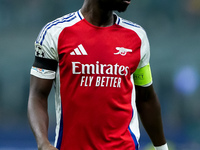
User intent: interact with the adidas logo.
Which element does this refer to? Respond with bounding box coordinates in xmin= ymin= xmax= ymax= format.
xmin=70 ymin=44 xmax=88 ymax=55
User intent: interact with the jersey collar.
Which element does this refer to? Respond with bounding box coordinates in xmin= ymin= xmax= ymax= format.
xmin=77 ymin=9 xmax=121 ymax=25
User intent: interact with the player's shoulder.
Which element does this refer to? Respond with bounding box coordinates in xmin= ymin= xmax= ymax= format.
xmin=44 ymin=11 xmax=80 ymax=30
xmin=117 ymin=15 xmax=147 ymax=36
xmin=35 ymin=11 xmax=81 ymax=44
xmin=119 ymin=17 xmax=142 ymax=29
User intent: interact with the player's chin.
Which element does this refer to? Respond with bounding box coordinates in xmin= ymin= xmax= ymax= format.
xmin=116 ymin=5 xmax=129 ymax=12
xmin=114 ymin=1 xmax=130 ymax=12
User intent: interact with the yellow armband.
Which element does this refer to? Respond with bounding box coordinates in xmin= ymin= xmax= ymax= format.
xmin=133 ymin=63 xmax=152 ymax=86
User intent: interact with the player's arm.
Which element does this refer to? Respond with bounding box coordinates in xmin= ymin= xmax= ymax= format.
xmin=134 ymin=65 xmax=168 ymax=149
xmin=28 ymin=57 xmax=58 ymax=150
xmin=28 ymin=21 xmax=59 ymax=149
xmin=135 ymin=85 xmax=167 ymax=147
xmin=28 ymin=76 xmax=58 ymax=150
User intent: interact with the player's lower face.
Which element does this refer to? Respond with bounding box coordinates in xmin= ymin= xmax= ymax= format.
xmin=114 ymin=0 xmax=131 ymax=12
xmin=100 ymin=0 xmax=131 ymax=12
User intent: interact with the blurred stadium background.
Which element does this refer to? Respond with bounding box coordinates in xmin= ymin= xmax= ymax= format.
xmin=0 ymin=0 xmax=200 ymax=149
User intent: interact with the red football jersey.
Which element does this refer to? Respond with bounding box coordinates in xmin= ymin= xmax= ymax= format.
xmin=31 ymin=10 xmax=151 ymax=150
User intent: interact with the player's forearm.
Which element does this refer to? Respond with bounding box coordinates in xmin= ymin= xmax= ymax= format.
xmin=135 ymin=85 xmax=166 ymax=146
xmin=27 ymin=97 xmax=50 ymax=149
xmin=137 ymin=95 xmax=166 ymax=146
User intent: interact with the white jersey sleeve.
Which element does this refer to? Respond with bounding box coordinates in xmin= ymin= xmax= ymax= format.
xmin=30 ymin=24 xmax=59 ymax=79
xmin=30 ymin=17 xmax=63 ymax=79
xmin=118 ymin=18 xmax=152 ymax=87
xmin=30 ymin=12 xmax=81 ymax=79
xmin=134 ymin=28 xmax=150 ymax=69
xmin=131 ymin=27 xmax=152 ymax=87
xmin=35 ymin=20 xmax=61 ymax=61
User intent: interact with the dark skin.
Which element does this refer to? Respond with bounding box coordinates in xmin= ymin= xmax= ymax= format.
xmin=28 ymin=0 xmax=166 ymax=149
xmin=28 ymin=77 xmax=56 ymax=150
xmin=135 ymin=85 xmax=166 ymax=146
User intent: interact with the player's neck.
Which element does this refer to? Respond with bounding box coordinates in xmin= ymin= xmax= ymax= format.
xmin=81 ymin=2 xmax=115 ymax=27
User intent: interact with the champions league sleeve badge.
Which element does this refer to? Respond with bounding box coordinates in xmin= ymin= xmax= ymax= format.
xmin=35 ymin=45 xmax=45 ymax=58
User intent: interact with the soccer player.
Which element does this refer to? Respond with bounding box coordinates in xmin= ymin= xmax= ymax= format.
xmin=28 ymin=0 xmax=169 ymax=150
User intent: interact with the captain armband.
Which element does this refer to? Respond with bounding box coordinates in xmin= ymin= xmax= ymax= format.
xmin=133 ymin=63 xmax=153 ymax=87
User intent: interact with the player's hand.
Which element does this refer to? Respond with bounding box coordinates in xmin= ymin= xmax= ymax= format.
xmin=38 ymin=143 xmax=58 ymax=150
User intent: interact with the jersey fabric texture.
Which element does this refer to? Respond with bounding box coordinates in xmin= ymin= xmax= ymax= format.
xmin=31 ymin=10 xmax=152 ymax=150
